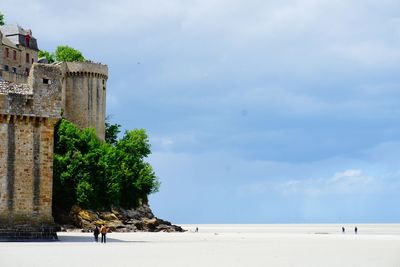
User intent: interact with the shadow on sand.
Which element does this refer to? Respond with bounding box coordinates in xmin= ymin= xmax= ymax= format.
xmin=58 ymin=235 xmax=146 ymax=243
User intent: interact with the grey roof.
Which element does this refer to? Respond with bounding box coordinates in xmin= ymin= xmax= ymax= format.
xmin=0 ymin=24 xmax=38 ymax=50
xmin=38 ymin=57 xmax=48 ymax=64
xmin=1 ymin=35 xmax=19 ymax=49
xmin=0 ymin=25 xmax=31 ymax=36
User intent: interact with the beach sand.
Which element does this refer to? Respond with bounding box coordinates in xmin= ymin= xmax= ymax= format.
xmin=1 ymin=224 xmax=400 ymax=267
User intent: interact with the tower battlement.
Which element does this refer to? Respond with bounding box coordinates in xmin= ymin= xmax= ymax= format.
xmin=59 ymin=61 xmax=108 ymax=140
xmin=59 ymin=61 xmax=108 ymax=79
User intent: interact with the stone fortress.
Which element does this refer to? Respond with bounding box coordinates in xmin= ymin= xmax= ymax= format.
xmin=0 ymin=24 xmax=108 ymax=240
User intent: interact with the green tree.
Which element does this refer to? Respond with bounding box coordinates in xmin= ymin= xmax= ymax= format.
xmin=38 ymin=50 xmax=55 ymax=63
xmin=0 ymin=12 xmax=4 ymax=26
xmin=53 ymin=119 xmax=159 ymax=212
xmin=105 ymin=119 xmax=121 ymax=145
xmin=54 ymin=45 xmax=85 ymax=62
xmin=115 ymin=129 xmax=159 ymax=207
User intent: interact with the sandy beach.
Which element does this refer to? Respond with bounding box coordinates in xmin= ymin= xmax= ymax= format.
xmin=1 ymin=224 xmax=400 ymax=267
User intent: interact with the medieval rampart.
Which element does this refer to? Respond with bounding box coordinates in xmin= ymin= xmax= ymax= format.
xmin=0 ymin=64 xmax=62 ymax=240
xmin=58 ymin=62 xmax=108 ymax=140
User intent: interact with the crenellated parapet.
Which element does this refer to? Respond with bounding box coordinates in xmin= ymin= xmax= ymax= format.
xmin=60 ymin=61 xmax=108 ymax=79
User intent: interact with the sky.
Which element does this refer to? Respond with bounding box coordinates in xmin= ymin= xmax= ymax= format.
xmin=1 ymin=0 xmax=400 ymax=223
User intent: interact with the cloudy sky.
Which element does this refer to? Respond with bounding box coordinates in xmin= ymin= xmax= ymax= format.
xmin=2 ymin=0 xmax=400 ymax=223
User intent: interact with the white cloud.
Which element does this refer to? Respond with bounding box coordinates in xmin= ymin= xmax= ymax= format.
xmin=2 ymin=0 xmax=400 ymax=222
xmin=281 ymin=169 xmax=377 ymax=196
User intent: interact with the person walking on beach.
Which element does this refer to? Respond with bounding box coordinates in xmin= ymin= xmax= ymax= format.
xmin=100 ymin=225 xmax=108 ymax=243
xmin=354 ymin=226 xmax=358 ymax=234
xmin=93 ymin=225 xmax=100 ymax=242
xmin=342 ymin=226 xmax=345 ymax=233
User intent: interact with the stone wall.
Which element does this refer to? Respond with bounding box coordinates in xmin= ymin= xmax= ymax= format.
xmin=0 ymin=63 xmax=62 ymax=240
xmin=1 ymin=60 xmax=109 ymax=140
xmin=59 ymin=62 xmax=108 ymax=140
xmin=0 ymin=116 xmax=57 ymax=223
xmin=20 ymin=47 xmax=38 ymax=75
xmin=0 ymin=43 xmax=38 ymax=79
xmin=0 ymin=70 xmax=28 ymax=84
xmin=0 ymin=31 xmax=3 ymax=71
xmin=2 ymin=47 xmax=22 ymax=74
xmin=0 ymin=25 xmax=39 ymax=77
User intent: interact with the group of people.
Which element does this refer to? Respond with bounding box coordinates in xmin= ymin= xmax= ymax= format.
xmin=93 ymin=225 xmax=108 ymax=243
xmin=342 ymin=226 xmax=358 ymax=234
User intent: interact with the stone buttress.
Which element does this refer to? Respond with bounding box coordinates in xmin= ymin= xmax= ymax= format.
xmin=0 ymin=64 xmax=62 ymax=241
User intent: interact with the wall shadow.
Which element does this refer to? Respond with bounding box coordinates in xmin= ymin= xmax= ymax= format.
xmin=57 ymin=235 xmax=146 ymax=243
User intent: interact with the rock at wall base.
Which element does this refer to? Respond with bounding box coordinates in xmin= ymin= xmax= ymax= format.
xmin=59 ymin=204 xmax=185 ymax=233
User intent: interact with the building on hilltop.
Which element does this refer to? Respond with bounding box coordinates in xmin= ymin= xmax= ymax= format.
xmin=0 ymin=24 xmax=108 ymax=140
xmin=0 ymin=25 xmax=38 ymax=83
xmin=0 ymin=24 xmax=108 ymax=240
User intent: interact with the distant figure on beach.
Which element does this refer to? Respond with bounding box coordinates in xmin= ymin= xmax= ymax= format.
xmin=195 ymin=227 xmax=199 ymax=233
xmin=93 ymin=226 xmax=100 ymax=242
xmin=354 ymin=226 xmax=358 ymax=234
xmin=100 ymin=225 xmax=108 ymax=243
xmin=342 ymin=227 xmax=345 ymax=233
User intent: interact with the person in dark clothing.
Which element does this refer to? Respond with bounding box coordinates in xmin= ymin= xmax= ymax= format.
xmin=93 ymin=226 xmax=100 ymax=242
xmin=342 ymin=226 xmax=345 ymax=233
xmin=354 ymin=226 xmax=358 ymax=234
xmin=100 ymin=225 xmax=108 ymax=243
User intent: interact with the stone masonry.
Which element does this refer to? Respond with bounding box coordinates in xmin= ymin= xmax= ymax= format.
xmin=1 ymin=24 xmax=108 ymax=140
xmin=0 ymin=61 xmax=109 ymax=140
xmin=59 ymin=62 xmax=108 ymax=140
xmin=0 ymin=24 xmax=108 ymax=241
xmin=0 ymin=64 xmax=62 ymax=240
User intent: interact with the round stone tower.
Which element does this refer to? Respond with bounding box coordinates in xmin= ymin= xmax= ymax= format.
xmin=59 ymin=62 xmax=108 ymax=140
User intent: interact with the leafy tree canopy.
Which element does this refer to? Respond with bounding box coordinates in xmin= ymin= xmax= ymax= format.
xmin=54 ymin=45 xmax=85 ymax=62
xmin=38 ymin=50 xmax=55 ymax=63
xmin=105 ymin=119 xmax=121 ymax=145
xmin=0 ymin=12 xmax=4 ymax=26
xmin=53 ymin=119 xmax=160 ymax=212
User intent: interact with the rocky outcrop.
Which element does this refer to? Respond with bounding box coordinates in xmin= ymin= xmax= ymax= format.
xmin=55 ymin=205 xmax=184 ymax=233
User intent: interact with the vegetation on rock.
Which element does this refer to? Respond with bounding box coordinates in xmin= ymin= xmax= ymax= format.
xmin=53 ymin=119 xmax=160 ymax=213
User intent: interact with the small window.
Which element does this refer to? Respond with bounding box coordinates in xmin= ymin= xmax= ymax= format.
xmin=4 ymin=65 xmax=9 ymax=71
xmin=42 ymin=78 xmax=51 ymax=85
xmin=5 ymin=48 xmax=9 ymax=58
xmin=13 ymin=50 xmax=17 ymax=60
xmin=12 ymin=67 xmax=16 ymax=73
xmin=26 ymin=53 xmax=29 ymax=63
